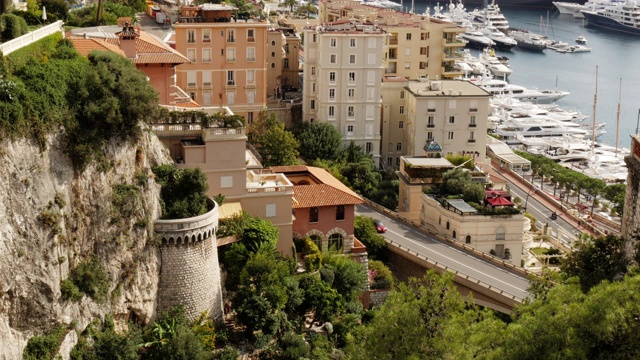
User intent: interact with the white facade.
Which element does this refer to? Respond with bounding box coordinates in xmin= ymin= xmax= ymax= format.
xmin=302 ymin=21 xmax=387 ymax=161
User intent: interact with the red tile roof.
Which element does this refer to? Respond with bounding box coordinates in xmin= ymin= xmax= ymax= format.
xmin=292 ymin=184 xmax=363 ymax=208
xmin=68 ymin=38 xmax=126 ymax=57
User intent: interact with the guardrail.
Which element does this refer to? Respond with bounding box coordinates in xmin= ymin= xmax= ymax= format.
xmin=387 ymin=240 xmax=526 ymax=304
xmin=363 ymin=198 xmax=536 ymax=279
xmin=0 ymin=21 xmax=64 ymax=55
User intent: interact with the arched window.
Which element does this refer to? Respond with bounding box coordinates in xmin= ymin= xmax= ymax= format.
xmin=496 ymin=227 xmax=505 ymax=240
xmin=271 ymin=51 xmax=276 ymax=57
xmin=271 ymin=63 xmax=276 ymax=68
xmin=465 ymin=235 xmax=472 ymax=244
xmin=452 ymin=231 xmax=457 ymax=239
xmin=309 ymin=234 xmax=322 ymax=250
xmin=271 ymin=40 xmax=276 ymax=46
xmin=328 ymin=233 xmax=343 ymax=252
xmin=446 ymin=221 xmax=450 ymax=230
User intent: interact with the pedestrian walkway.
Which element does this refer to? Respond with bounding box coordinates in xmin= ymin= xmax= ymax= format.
xmin=490 ymin=161 xmax=601 ymax=238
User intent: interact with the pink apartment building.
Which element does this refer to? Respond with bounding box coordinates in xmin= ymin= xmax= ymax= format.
xmin=174 ymin=4 xmax=269 ymax=123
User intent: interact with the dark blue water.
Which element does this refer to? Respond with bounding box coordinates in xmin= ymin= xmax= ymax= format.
xmin=409 ymin=3 xmax=640 ymax=149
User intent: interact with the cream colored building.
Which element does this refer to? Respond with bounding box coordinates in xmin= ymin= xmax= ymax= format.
xmin=396 ymin=156 xmax=524 ymax=265
xmin=266 ymin=27 xmax=301 ymax=98
xmin=302 ymin=20 xmax=386 ymax=160
xmin=318 ymin=0 xmax=466 ymax=80
xmin=174 ymin=4 xmax=270 ymax=123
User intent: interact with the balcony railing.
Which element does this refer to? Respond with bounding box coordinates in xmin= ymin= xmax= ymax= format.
xmin=427 ymin=124 xmax=435 ymax=128
xmin=469 ymin=123 xmax=477 ymax=128
xmin=468 ymin=139 xmax=476 ymax=143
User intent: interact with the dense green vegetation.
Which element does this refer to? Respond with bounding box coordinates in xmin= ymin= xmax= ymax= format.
xmin=61 ymin=258 xmax=110 ymax=303
xmin=353 ymin=215 xmax=387 ymax=261
xmin=23 ymin=326 xmax=69 ymax=360
xmin=153 ymin=164 xmax=210 ymax=220
xmin=1 ymin=36 xmax=159 ymax=170
xmin=248 ymin=111 xmax=299 ymax=167
xmin=0 ymin=13 xmax=28 ymax=41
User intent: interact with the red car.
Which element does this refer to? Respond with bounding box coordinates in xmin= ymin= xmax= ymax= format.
xmin=373 ymin=219 xmax=387 ymax=233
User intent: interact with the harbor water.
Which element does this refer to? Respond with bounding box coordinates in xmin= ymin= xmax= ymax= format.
xmin=412 ymin=3 xmax=640 ymax=149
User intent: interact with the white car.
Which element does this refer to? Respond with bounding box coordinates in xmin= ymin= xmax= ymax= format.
xmin=597 ymin=212 xmax=613 ymax=221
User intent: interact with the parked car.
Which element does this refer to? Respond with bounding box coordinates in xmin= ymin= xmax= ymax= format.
xmin=373 ymin=219 xmax=387 ymax=233
xmin=597 ymin=211 xmax=613 ymax=221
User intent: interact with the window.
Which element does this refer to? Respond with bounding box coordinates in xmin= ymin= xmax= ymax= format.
xmin=226 ymin=91 xmax=235 ymax=104
xmin=419 ymin=61 xmax=427 ymax=69
xmin=447 ymin=132 xmax=454 ymax=140
xmin=227 ymin=29 xmax=235 ymax=42
xmin=348 ymin=89 xmax=355 ymax=98
xmin=347 ymin=106 xmax=354 ymax=117
xmin=427 ymin=131 xmax=433 ymax=141
xmin=405 ymin=47 xmax=411 ymax=56
xmin=367 ymin=88 xmax=374 ymax=100
xmin=189 ymin=92 xmax=195 ymax=100
xmin=311 ymin=66 xmax=316 ymax=76
xmin=328 ymin=233 xmax=343 ymax=251
xmin=247 ymin=29 xmax=255 ymax=42
xmin=203 ymin=92 xmax=211 ymax=105
xmin=246 ymin=70 xmax=255 ymax=84
xmin=329 ymin=89 xmax=335 ymax=100
xmin=336 ymin=205 xmax=345 ymax=221
xmin=368 ymin=38 xmax=376 ymax=48
xmin=310 ymin=99 xmax=315 ymax=110
xmin=202 ymin=71 xmax=212 ymax=87
xmin=329 ymin=72 xmax=336 ymax=82
xmin=271 ymin=40 xmax=275 ymax=46
xmin=284 ymin=59 xmax=289 ymax=69
xmin=328 ymin=106 xmax=335 ymax=117
xmin=247 ymin=90 xmax=255 ymax=104
xmin=271 ymin=63 xmax=275 ymax=68
xmin=187 ymin=49 xmax=196 ymax=62
xmin=312 ymin=34 xmax=317 ymax=42
xmin=247 ymin=47 xmax=255 ymax=61
xmin=470 ymin=115 xmax=477 ymax=127
xmin=227 ymin=71 xmax=235 ymax=85
xmin=400 ymin=90 xmax=405 ymax=99
xmin=406 ymin=33 xmax=412 ymax=40
xmin=453 ymin=231 xmax=457 ymax=239
xmin=449 ymin=116 xmax=455 ymax=124
xmin=396 ymin=142 xmax=402 ymax=151
xmin=368 ymin=71 xmax=375 ymax=85
xmin=187 ymin=71 xmax=196 ymax=88
xmin=446 ymin=221 xmax=450 ymax=230
xmin=312 ymin=83 xmax=316 ymax=92
xmin=396 ymin=158 xmax=400 ymax=166
xmin=496 ymin=227 xmax=505 ymax=240
xmin=350 ymin=38 xmax=356 ymax=47
xmin=427 ymin=116 xmax=435 ymax=127
xmin=330 ymin=38 xmax=337 ymax=47
xmin=310 ymin=234 xmax=322 ymax=250
xmin=366 ymin=142 xmax=372 ymax=153
xmin=399 ymin=120 xmax=404 ymax=128
xmin=247 ymin=112 xmax=254 ymax=124
xmin=348 ymin=72 xmax=355 ymax=82
xmin=421 ymin=32 xmax=428 ymax=40
xmin=469 ymin=131 xmax=475 ymax=141
xmin=309 ymin=207 xmax=319 ymax=223
xmin=226 ymin=47 xmax=236 ymax=62
xmin=266 ymin=204 xmax=276 ymax=218
xmin=187 ymin=29 xmax=195 ymax=43
xmin=330 ymin=54 xmax=337 ymax=63
xmin=368 ymin=53 xmax=376 ymax=65
xmin=202 ymin=49 xmax=211 ymax=62
xmin=387 ymin=157 xmax=392 ymax=166
xmin=420 ymin=47 xmax=427 ymax=55
xmin=202 ymin=29 xmax=211 ymax=43
xmin=347 ymin=125 xmax=354 ymax=134
xmin=399 ymin=106 xmax=405 ymax=115
xmin=404 ymin=62 xmax=411 ymax=70
xmin=221 ymin=176 xmax=233 ymax=188
xmin=349 ymin=54 xmax=356 ymax=64
xmin=466 ymin=235 xmax=471 ymax=244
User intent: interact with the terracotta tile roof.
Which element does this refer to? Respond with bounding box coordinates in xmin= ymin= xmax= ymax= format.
xmin=305 ymin=166 xmax=362 ymax=199
xmin=292 ymin=184 xmax=363 ymax=208
xmin=68 ymin=38 xmax=126 ymax=57
xmin=174 ymin=99 xmax=202 ymax=108
xmin=270 ymin=165 xmax=310 ymax=173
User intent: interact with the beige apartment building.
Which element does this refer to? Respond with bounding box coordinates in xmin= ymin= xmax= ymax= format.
xmin=318 ymin=0 xmax=466 ymax=80
xmin=266 ymin=27 xmax=301 ymax=96
xmin=152 ymin=107 xmax=295 ymax=256
xmin=397 ymin=156 xmax=524 ymax=265
xmin=173 ymin=4 xmax=269 ymax=122
xmin=302 ymin=20 xmax=387 ymax=159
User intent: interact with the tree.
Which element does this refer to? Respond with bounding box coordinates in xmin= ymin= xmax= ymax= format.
xmin=242 ymin=216 xmax=279 ymax=251
xmin=282 ymin=0 xmax=298 ymax=13
xmin=445 ymin=154 xmax=474 ymax=170
xmin=298 ymin=274 xmax=341 ymax=323
xmin=367 ymin=260 xmax=394 ymax=290
xmin=152 ymin=164 xmax=209 ymax=219
xmin=296 ymin=122 xmax=343 ymax=161
xmin=441 ymin=168 xmax=472 ymax=196
xmin=340 ymin=158 xmax=381 ymax=197
xmin=323 ymin=255 xmax=367 ymax=301
xmin=259 ymin=121 xmax=299 ymax=167
xmin=561 ymin=234 xmax=628 ymax=292
xmin=353 ymin=215 xmax=387 ymax=261
xmin=296 ymin=2 xmax=317 ymax=18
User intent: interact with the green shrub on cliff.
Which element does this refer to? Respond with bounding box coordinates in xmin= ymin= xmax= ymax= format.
xmin=152 ymin=164 xmax=209 ymax=219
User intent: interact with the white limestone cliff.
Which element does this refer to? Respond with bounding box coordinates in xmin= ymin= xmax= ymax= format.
xmin=0 ymin=128 xmax=172 ymax=359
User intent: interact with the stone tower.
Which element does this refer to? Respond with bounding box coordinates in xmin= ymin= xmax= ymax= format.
xmin=154 ymin=200 xmax=224 ymax=321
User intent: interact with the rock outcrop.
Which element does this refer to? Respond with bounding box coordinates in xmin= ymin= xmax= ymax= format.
xmin=0 ymin=128 xmax=172 ymax=359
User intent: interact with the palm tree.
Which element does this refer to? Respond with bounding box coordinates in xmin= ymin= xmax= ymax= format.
xmin=282 ymin=0 xmax=298 ymax=13
xmin=297 ymin=2 xmax=318 ymax=18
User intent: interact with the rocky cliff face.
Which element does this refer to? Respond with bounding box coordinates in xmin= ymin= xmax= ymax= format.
xmin=0 ymin=129 xmax=172 ymax=359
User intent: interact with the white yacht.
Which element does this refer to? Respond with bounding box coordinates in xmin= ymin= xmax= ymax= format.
xmin=581 ymin=0 xmax=640 ymax=35
xmin=493 ymin=118 xmax=591 ymax=145
xmin=553 ymin=0 xmax=624 ymax=19
xmin=509 ymin=29 xmax=547 ymax=51
xmin=479 ymin=24 xmax=518 ymax=50
xmin=363 ymin=0 xmax=401 ymax=9
xmin=471 ymin=77 xmax=570 ymax=104
xmin=459 ymin=29 xmax=496 ymax=48
xmin=479 ymin=50 xmax=512 ymax=78
xmin=471 ymin=0 xmax=510 ymax=32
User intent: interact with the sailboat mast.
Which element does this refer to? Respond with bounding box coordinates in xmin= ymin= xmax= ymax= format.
xmin=615 ymin=78 xmax=622 ymax=157
xmin=591 ymin=65 xmax=598 ymax=149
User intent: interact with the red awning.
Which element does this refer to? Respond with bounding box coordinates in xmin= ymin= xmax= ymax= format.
xmin=486 ymin=197 xmax=513 ymax=206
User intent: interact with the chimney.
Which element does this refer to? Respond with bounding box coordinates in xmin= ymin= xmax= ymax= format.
xmin=119 ymin=21 xmax=138 ymax=59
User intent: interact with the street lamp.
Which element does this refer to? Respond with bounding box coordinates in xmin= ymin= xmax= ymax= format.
xmin=524 ymin=187 xmax=536 ymax=213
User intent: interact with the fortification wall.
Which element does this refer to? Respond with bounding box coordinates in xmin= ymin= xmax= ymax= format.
xmin=155 ymin=201 xmax=224 ymax=321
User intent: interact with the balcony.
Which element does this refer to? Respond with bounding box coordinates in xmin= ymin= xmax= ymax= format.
xmin=468 ymin=123 xmax=477 ymax=128
xmin=226 ymin=80 xmax=235 ymax=87
xmin=247 ymin=36 xmax=255 ymax=42
xmin=227 ymin=37 xmax=235 ymax=43
xmin=427 ymin=123 xmax=435 ymax=128
xmin=468 ymin=139 xmax=476 ymax=143
xmin=246 ymin=171 xmax=293 ymax=194
xmin=247 ymin=57 xmax=255 ymax=62
xmin=226 ymin=56 xmax=236 ymax=62
xmin=203 ymin=82 xmax=212 ymax=89
xmin=470 ymin=108 xmax=478 ymax=113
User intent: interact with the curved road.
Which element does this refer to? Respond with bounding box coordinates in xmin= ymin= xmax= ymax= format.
xmin=356 ymin=204 xmax=531 ymax=300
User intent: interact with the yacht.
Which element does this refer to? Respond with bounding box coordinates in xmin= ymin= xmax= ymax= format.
xmin=479 ymin=24 xmax=518 ymax=50
xmin=509 ymin=29 xmax=548 ymax=51
xmin=581 ymin=0 xmax=640 ymax=35
xmin=459 ymin=29 xmax=496 ymax=48
xmin=575 ymin=35 xmax=588 ymax=43
xmin=471 ymin=77 xmax=570 ymax=104
xmin=479 ymin=50 xmax=513 ymax=78
xmin=554 ymin=0 xmax=624 ymax=18
xmin=493 ymin=118 xmax=591 ymax=145
xmin=363 ymin=0 xmax=401 ymax=9
xmin=470 ymin=0 xmax=510 ymax=32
